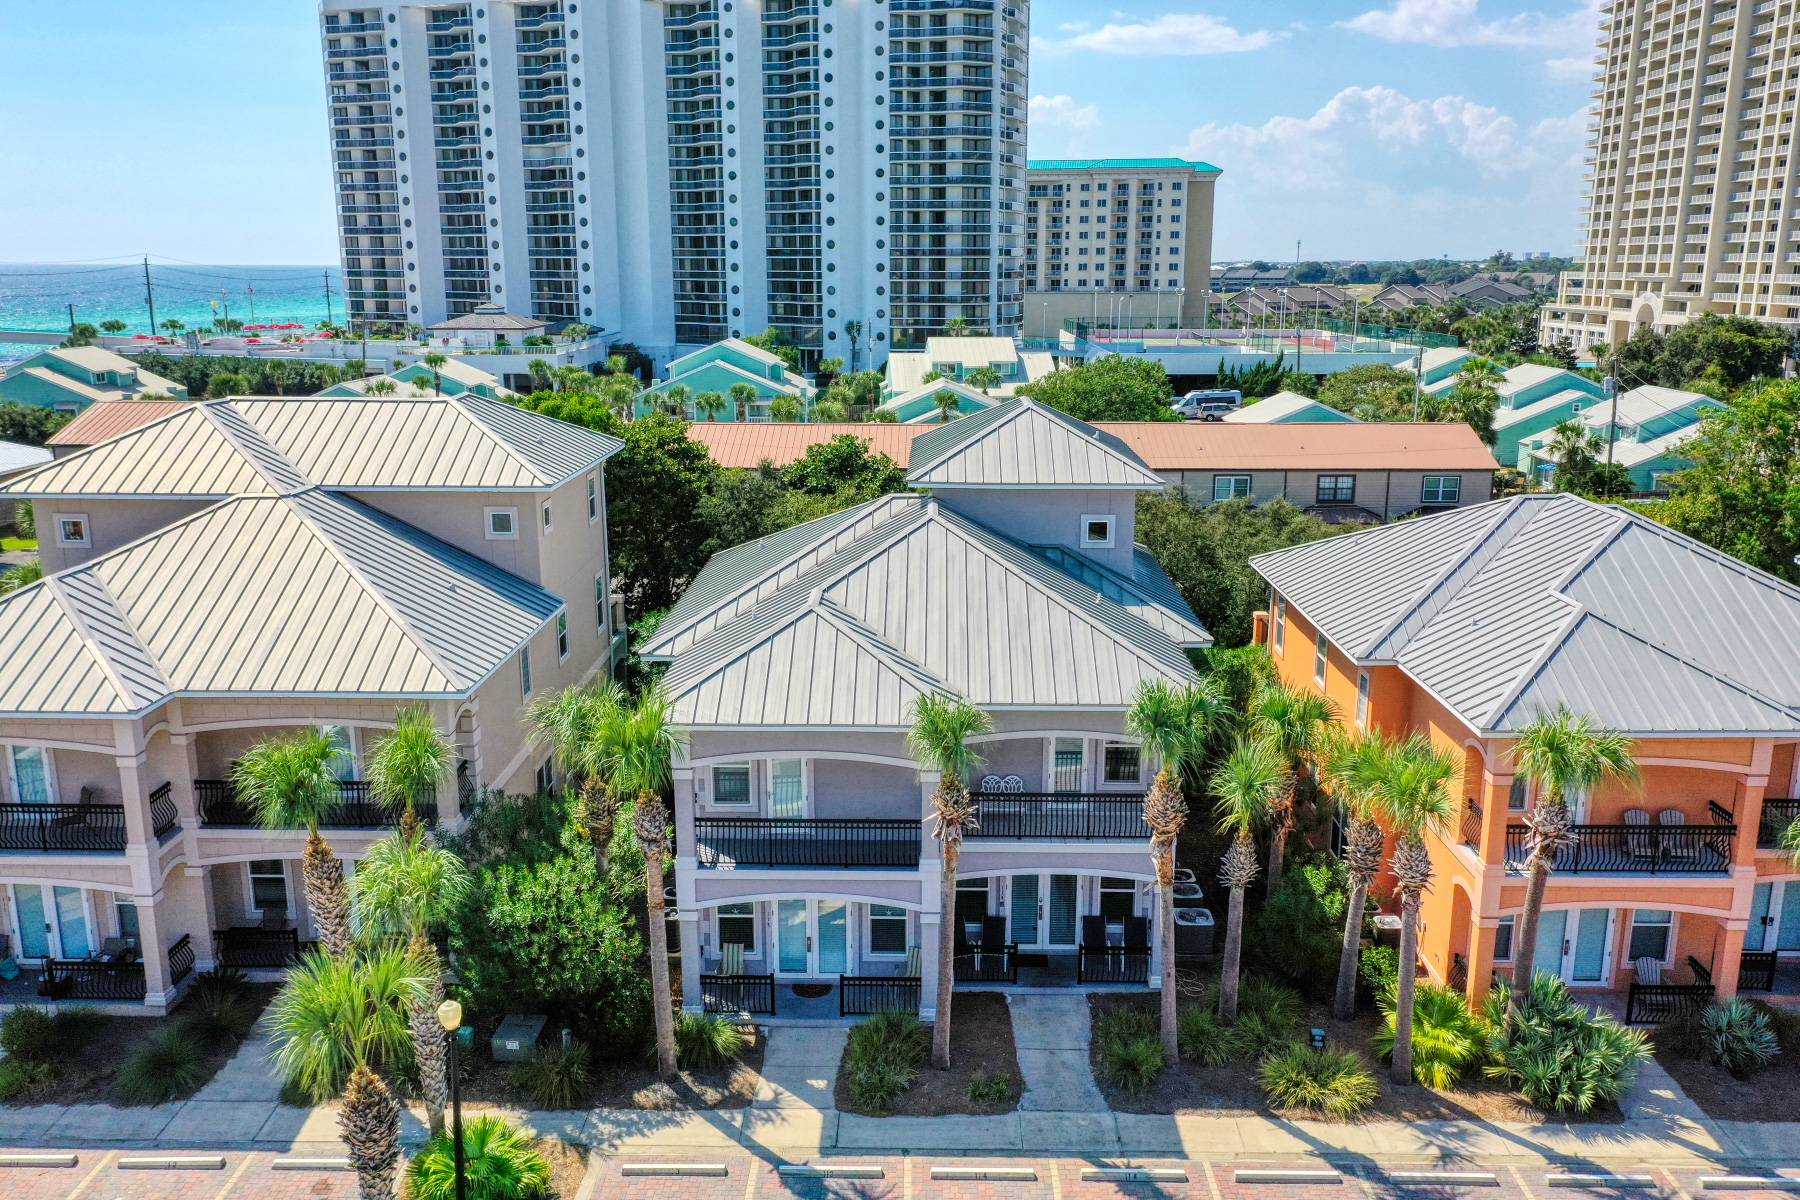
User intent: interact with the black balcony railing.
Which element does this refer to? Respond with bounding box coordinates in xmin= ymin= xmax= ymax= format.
xmin=213 ymin=927 xmax=303 ymax=969
xmin=1741 ymin=950 xmax=1777 ymax=992
xmin=699 ymin=973 xmax=776 ymax=1015
xmin=1502 ymin=822 xmax=1735 ymax=875
xmin=968 ymin=794 xmax=1148 ymax=839
xmin=1460 ymin=800 xmax=1483 ymax=849
xmin=1077 ymin=945 xmax=1150 ymax=984
xmin=693 ymin=818 xmax=921 ymax=868
xmin=168 ymin=934 xmax=195 ymax=987
xmin=953 ymin=945 xmax=1018 ymax=983
xmin=0 ymin=802 xmax=128 ymax=854
xmin=195 ymin=781 xmax=436 ymax=829
xmin=39 ymin=958 xmax=146 ymax=1002
xmin=840 ymin=975 xmax=921 ymax=1016
xmin=150 ymin=782 xmax=179 ymax=842
xmin=1759 ymin=798 xmax=1800 ymax=847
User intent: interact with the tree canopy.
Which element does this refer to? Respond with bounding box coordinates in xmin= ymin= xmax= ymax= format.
xmin=779 ymin=433 xmax=907 ymax=495
xmin=1613 ymin=314 xmax=1791 ymax=390
xmin=129 ymin=351 xmax=347 ymax=398
xmin=0 ymin=404 xmax=71 ymax=446
xmin=1015 ymin=354 xmax=1177 ymax=421
xmin=1315 ymin=365 xmax=1412 ymax=418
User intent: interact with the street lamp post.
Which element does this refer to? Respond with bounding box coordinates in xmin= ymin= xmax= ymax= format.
xmin=437 ymin=1000 xmax=467 ymax=1200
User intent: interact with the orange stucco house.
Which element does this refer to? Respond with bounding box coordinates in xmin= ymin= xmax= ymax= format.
xmin=1249 ymin=493 xmax=1800 ymax=1007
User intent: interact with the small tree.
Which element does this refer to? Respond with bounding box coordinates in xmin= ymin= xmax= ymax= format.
xmin=365 ymin=378 xmax=397 ymax=397
xmin=232 ymin=730 xmax=354 ymax=956
xmin=728 ymin=381 xmax=760 ymax=421
xmin=527 ymin=358 xmax=554 ymax=392
xmin=770 ymin=395 xmax=803 ymax=422
xmin=526 ymin=682 xmax=627 ymax=875
xmin=1210 ymin=738 xmax=1286 ymax=1021
xmin=966 ymin=366 xmax=1002 ymax=394
xmin=694 ymin=390 xmax=728 ymax=422
xmin=1247 ymin=681 xmax=1339 ymax=897
xmin=844 ymin=319 xmax=863 ymax=373
xmin=99 ymin=319 xmax=127 ymax=335
xmin=933 ymin=389 xmax=961 ymax=422
xmin=366 ymin=704 xmax=453 ymax=827
xmin=661 ymin=383 xmax=692 ymax=417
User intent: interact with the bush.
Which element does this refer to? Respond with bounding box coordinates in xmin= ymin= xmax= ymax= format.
xmin=1178 ymin=976 xmax=1305 ymax=1066
xmin=406 ymin=1113 xmax=552 ymax=1200
xmin=1093 ymin=1009 xmax=1165 ymax=1093
xmin=1177 ymin=1007 xmax=1236 ymax=1066
xmin=1751 ymin=999 xmax=1800 ymax=1055
xmin=1700 ymin=1000 xmax=1780 ymax=1078
xmin=967 ymin=1072 xmax=1010 ymax=1104
xmin=113 ymin=1027 xmax=210 ymax=1106
xmin=0 ymin=1007 xmax=59 ymax=1063
xmin=843 ymin=1010 xmax=926 ymax=1111
xmin=1261 ymin=1044 xmax=1378 ymax=1118
xmin=1254 ymin=862 xmax=1347 ymax=998
xmin=1358 ymin=944 xmax=1399 ymax=1000
xmin=184 ymin=966 xmax=251 ymax=1009
xmin=177 ymin=990 xmax=257 ymax=1053
xmin=50 ymin=1007 xmax=106 ymax=1051
xmin=1484 ymin=974 xmax=1651 ymax=1113
xmin=674 ymin=1012 xmax=748 ymax=1071
xmin=0 ymin=1060 xmax=53 ymax=1100
xmin=1372 ymin=984 xmax=1485 ymax=1088
xmin=513 ymin=1040 xmax=592 ymax=1109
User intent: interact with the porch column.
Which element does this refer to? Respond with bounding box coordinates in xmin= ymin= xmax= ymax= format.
xmin=919 ymin=769 xmax=942 ymax=1022
xmin=1478 ymin=767 xmax=1511 ymax=867
xmin=1148 ymin=883 xmax=1164 ymax=989
xmin=135 ymin=898 xmax=173 ymax=1012
xmin=433 ymin=703 xmax=462 ymax=827
xmin=184 ymin=866 xmax=219 ymax=970
xmin=918 ymin=913 xmax=941 ymax=1023
xmin=1466 ymin=918 xmax=1498 ymax=1005
xmin=170 ymin=733 xmax=204 ymax=866
xmin=678 ymin=912 xmax=703 ymax=1015
xmin=1716 ymin=921 xmax=1748 ymax=1001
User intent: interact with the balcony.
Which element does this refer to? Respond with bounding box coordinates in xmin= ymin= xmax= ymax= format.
xmin=693 ymin=817 xmax=920 ymax=868
xmin=194 ymin=781 xmax=435 ymax=830
xmin=968 ymin=793 xmax=1148 ymax=840
xmin=1503 ymin=819 xmax=1736 ymax=875
xmin=0 ymin=802 xmax=127 ymax=854
xmin=1758 ymin=797 xmax=1800 ymax=847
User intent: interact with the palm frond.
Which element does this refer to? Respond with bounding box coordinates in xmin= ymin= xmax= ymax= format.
xmin=1512 ymin=704 xmax=1639 ymax=806
xmin=352 ymin=831 xmax=473 ymax=942
xmin=266 ymin=947 xmax=424 ymax=1102
xmin=231 ymin=730 xmax=340 ymax=832
xmin=905 ymin=693 xmax=993 ymax=783
xmin=608 ymin=684 xmax=685 ymax=801
xmin=1210 ymin=737 xmax=1288 ymax=836
xmin=366 ymin=704 xmax=453 ymax=812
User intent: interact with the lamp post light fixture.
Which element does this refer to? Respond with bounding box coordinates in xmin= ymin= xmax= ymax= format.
xmin=436 ymin=1000 xmax=467 ymax=1200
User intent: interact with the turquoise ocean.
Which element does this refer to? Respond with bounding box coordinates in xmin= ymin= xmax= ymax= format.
xmin=0 ymin=263 xmax=344 ymax=363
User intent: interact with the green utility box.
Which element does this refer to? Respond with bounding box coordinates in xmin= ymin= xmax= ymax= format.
xmin=491 ymin=1014 xmax=546 ymax=1063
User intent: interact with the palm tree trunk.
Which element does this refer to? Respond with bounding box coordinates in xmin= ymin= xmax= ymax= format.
xmin=1391 ymin=889 xmax=1421 ymax=1086
xmin=932 ymin=837 xmax=958 ymax=1071
xmin=1508 ymin=855 xmax=1552 ymax=1014
xmin=409 ymin=933 xmax=449 ymax=1138
xmin=1158 ymin=865 xmax=1178 ymax=1063
xmin=1265 ymin=805 xmax=1291 ymax=899
xmin=581 ymin=778 xmax=615 ymax=877
xmin=638 ymin=796 xmax=678 ymax=1081
xmin=339 ymin=1063 xmax=401 ymax=1200
xmin=1219 ymin=882 xmax=1246 ymax=1022
xmin=302 ymin=829 xmax=353 ymax=958
xmin=1332 ymin=879 xmax=1369 ymax=1021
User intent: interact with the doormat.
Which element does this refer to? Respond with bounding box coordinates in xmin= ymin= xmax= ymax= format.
xmin=1015 ymin=954 xmax=1050 ymax=968
xmin=791 ymin=983 xmax=833 ymax=999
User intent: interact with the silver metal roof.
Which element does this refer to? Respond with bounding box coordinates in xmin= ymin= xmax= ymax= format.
xmin=905 ymin=397 xmax=1167 ymax=490
xmin=1251 ymin=493 xmax=1800 ymax=736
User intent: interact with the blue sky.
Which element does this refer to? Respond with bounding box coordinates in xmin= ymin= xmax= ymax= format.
xmin=0 ymin=0 xmax=1597 ymax=266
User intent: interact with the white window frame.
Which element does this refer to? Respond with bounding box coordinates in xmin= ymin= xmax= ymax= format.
xmin=556 ymin=613 xmax=568 ymax=661
xmin=596 ymin=574 xmax=608 ymax=632
xmin=1213 ymin=474 xmax=1251 ymax=502
xmin=520 ymin=646 xmax=533 ymax=698
xmin=1081 ymin=514 xmax=1115 ymax=548
xmin=1355 ymin=670 xmax=1370 ymax=728
xmin=709 ymin=763 xmax=753 ymax=809
xmin=1629 ymin=909 xmax=1675 ymax=965
xmin=587 ymin=474 xmax=598 ymax=522
xmin=6 ymin=744 xmax=56 ymax=806
xmin=54 ymin=513 xmax=90 ymax=547
xmin=715 ymin=902 xmax=761 ymax=958
xmin=866 ymin=904 xmax=910 ymax=958
xmin=1273 ymin=596 xmax=1286 ymax=653
xmin=1100 ymin=742 xmax=1142 ymax=787
xmin=1314 ymin=632 xmax=1328 ymax=686
xmin=541 ymin=500 xmax=553 ymax=534
xmin=245 ymin=860 xmax=295 ymax=919
xmin=485 ymin=506 xmax=519 ymax=540
xmin=1422 ymin=475 xmax=1462 ymax=505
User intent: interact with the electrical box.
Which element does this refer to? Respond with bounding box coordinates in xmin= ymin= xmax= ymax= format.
xmin=491 ymin=1014 xmax=546 ymax=1063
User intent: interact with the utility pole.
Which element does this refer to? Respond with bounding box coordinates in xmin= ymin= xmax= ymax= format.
xmin=324 ymin=272 xmax=336 ymax=328
xmin=1602 ymin=369 xmax=1620 ymax=467
xmin=67 ymin=304 xmax=75 ymax=334
xmin=143 ymin=258 xmax=158 ymax=340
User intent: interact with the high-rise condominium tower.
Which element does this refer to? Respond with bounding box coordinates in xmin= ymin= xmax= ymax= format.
xmin=318 ymin=0 xmax=1027 ymax=368
xmin=1540 ymin=0 xmax=1800 ymax=354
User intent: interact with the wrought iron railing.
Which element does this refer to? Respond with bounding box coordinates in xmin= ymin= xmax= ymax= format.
xmin=1077 ymin=945 xmax=1150 ymax=984
xmin=693 ymin=818 xmax=921 ymax=868
xmin=1626 ymin=981 xmax=1713 ymax=1025
xmin=1460 ymin=800 xmax=1483 ymax=849
xmin=167 ymin=934 xmax=195 ymax=987
xmin=699 ymin=973 xmax=776 ymax=1015
xmin=150 ymin=782 xmax=179 ymax=842
xmin=1759 ymin=798 xmax=1800 ymax=847
xmin=213 ymin=927 xmax=302 ymax=969
xmin=953 ymin=945 xmax=1018 ymax=983
xmin=967 ymin=794 xmax=1149 ymax=839
xmin=1741 ymin=950 xmax=1777 ymax=992
xmin=1502 ymin=822 xmax=1735 ymax=874
xmin=39 ymin=958 xmax=146 ymax=1001
xmin=195 ymin=781 xmax=436 ymax=829
xmin=1448 ymin=952 xmax=1469 ymax=992
xmin=0 ymin=803 xmax=127 ymax=854
xmin=839 ymin=975 xmax=921 ymax=1016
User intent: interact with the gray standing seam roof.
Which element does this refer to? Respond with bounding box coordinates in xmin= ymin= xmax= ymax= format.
xmin=1250 ymin=493 xmax=1800 ymax=735
xmin=905 ymin=397 xmax=1167 ymax=490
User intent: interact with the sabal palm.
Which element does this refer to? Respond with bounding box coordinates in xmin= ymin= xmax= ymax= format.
xmin=662 ymin=383 xmax=692 ymax=417
xmin=933 ymin=389 xmax=960 ymax=422
xmin=233 ymin=731 xmax=353 ymax=957
xmin=421 ymin=352 xmax=447 ymax=396
xmin=353 ymin=830 xmax=472 ymax=1136
xmin=1247 ymin=681 xmax=1340 ymax=897
xmin=728 ymin=381 xmax=759 ymax=421
xmin=908 ymin=692 xmax=993 ymax=1071
xmin=1319 ymin=731 xmax=1391 ymax=1020
xmin=1210 ymin=738 xmax=1286 ymax=1021
xmin=694 ymin=390 xmax=728 ymax=422
xmin=527 ymin=681 xmax=626 ymax=875
xmin=268 ymin=946 xmax=423 ymax=1200
xmin=1125 ymin=678 xmax=1228 ymax=1061
xmin=1508 ymin=706 xmax=1636 ymax=1014
xmin=1368 ymin=734 xmax=1459 ymax=1085
xmin=527 ymin=357 xmax=553 ymax=391
xmin=603 ymin=685 xmax=685 ymax=1081
xmin=366 ymin=704 xmax=452 ymax=831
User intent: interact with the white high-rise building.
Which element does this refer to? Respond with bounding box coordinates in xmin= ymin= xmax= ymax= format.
xmin=1539 ymin=0 xmax=1800 ymax=354
xmin=318 ymin=0 xmax=1027 ymax=368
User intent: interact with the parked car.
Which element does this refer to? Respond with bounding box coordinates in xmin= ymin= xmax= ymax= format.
xmin=1171 ymin=389 xmax=1243 ymax=420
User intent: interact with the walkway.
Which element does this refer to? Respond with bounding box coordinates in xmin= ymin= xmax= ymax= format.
xmin=1009 ymin=994 xmax=1106 ymax=1113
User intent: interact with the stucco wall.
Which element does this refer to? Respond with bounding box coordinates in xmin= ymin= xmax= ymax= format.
xmin=932 ymin=488 xmax=1139 ymax=574
xmin=34 ymin=498 xmax=215 ymax=574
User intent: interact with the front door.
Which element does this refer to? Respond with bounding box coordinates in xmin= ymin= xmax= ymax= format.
xmin=52 ymin=888 xmax=89 ymax=960
xmin=1532 ymin=910 xmax=1567 ymax=985
xmin=1778 ymin=882 xmax=1800 ymax=952
xmin=1749 ymin=882 xmax=1774 ymax=950
xmin=11 ymin=886 xmax=49 ymax=959
xmin=1533 ymin=908 xmax=1614 ymax=985
xmin=1008 ymin=873 xmax=1080 ymax=949
xmin=774 ymin=899 xmax=849 ymax=976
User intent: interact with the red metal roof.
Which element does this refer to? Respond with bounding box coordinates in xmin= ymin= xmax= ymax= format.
xmin=47 ymin=400 xmax=193 ymax=448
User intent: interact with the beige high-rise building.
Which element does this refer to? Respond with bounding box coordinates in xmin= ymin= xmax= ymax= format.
xmin=1022 ymin=158 xmax=1220 ymax=334
xmin=1540 ymin=0 xmax=1800 ymax=355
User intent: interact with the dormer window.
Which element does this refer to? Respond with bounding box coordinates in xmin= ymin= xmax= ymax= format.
xmin=1081 ymin=515 xmax=1114 ymax=548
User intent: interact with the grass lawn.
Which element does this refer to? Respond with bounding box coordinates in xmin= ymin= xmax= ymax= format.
xmin=0 ymin=539 xmax=34 ymax=552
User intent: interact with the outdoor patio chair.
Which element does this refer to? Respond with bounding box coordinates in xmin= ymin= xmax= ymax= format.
xmin=981 ymin=915 xmax=1008 ymax=950
xmin=720 ymin=941 xmax=745 ymax=977
xmin=258 ymin=908 xmax=288 ymax=930
xmin=979 ymin=775 xmax=1003 ymax=793
xmin=1659 ymin=809 xmax=1699 ymax=860
xmin=1081 ymin=915 xmax=1106 ymax=950
xmin=905 ymin=946 xmax=922 ymax=978
xmin=1623 ymin=808 xmax=1654 ymax=860
xmin=1000 ymin=776 xmax=1025 ymax=792
xmin=1633 ymin=956 xmax=1663 ymax=985
xmin=1124 ymin=916 xmax=1150 ymax=948
xmin=98 ymin=937 xmax=139 ymax=963
xmin=51 ymin=786 xmax=99 ymax=828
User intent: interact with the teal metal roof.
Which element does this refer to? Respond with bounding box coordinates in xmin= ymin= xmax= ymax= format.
xmin=1027 ymin=158 xmax=1222 ymax=173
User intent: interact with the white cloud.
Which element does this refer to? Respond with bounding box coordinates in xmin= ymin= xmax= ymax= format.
xmin=1029 ymin=93 xmax=1102 ymax=132
xmin=1341 ymin=0 xmax=1600 ymax=51
xmin=1060 ymin=13 xmax=1275 ymax=55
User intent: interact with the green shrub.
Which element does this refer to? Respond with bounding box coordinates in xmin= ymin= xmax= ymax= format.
xmin=967 ymin=1072 xmax=1011 ymax=1104
xmin=1484 ymin=974 xmax=1650 ymax=1113
xmin=1254 ymin=861 xmax=1348 ymax=998
xmin=1177 ymin=1007 xmax=1237 ymax=1066
xmin=0 ymin=1060 xmax=54 ymax=1100
xmin=1261 ymin=1044 xmax=1378 ymax=1118
xmin=113 ymin=1027 xmax=210 ymax=1106
xmin=177 ymin=992 xmax=257 ymax=1052
xmin=843 ymin=1010 xmax=926 ymax=1110
xmin=1358 ymin=945 xmax=1399 ymax=1000
xmin=406 ymin=1113 xmax=552 ymax=1200
xmin=1239 ymin=975 xmax=1306 ymax=1029
xmin=0 ymin=1007 xmax=59 ymax=1063
xmin=1700 ymin=1000 xmax=1780 ymax=1078
xmin=1750 ymin=999 xmax=1800 ymax=1055
xmin=184 ymin=966 xmax=251 ymax=1009
xmin=1093 ymin=1009 xmax=1164 ymax=1092
xmin=513 ymin=1040 xmax=592 ymax=1109
xmin=674 ymin=1012 xmax=748 ymax=1071
xmin=1372 ymin=984 xmax=1485 ymax=1088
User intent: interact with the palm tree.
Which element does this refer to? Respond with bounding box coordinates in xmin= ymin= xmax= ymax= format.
xmin=160 ymin=318 xmax=185 ymax=338
xmin=1370 ymin=734 xmax=1459 ymax=1085
xmin=844 ymin=319 xmax=863 ymax=372
xmin=908 ymin=692 xmax=993 ymax=1070
xmin=966 ymin=366 xmax=1002 ymax=394
xmin=1508 ymin=706 xmax=1637 ymax=1015
xmin=661 ymin=383 xmax=692 ymax=417
xmin=268 ymin=946 xmax=422 ymax=1200
xmin=527 ymin=357 xmax=554 ymax=392
xmin=812 ymin=397 xmax=848 ymax=421
xmin=556 ymin=365 xmax=593 ymax=395
xmin=770 ymin=395 xmax=803 ymax=422
xmin=365 ymin=704 xmax=452 ymax=831
xmin=526 ymin=682 xmax=626 ymax=875
xmin=1125 ymin=678 xmax=1228 ymax=1061
xmin=1319 ymin=732 xmax=1390 ymax=1020
xmin=421 ymin=352 xmax=448 ymax=396
xmin=353 ymin=830 xmax=472 ymax=1137
xmin=1247 ymin=681 xmax=1340 ymax=897
xmin=100 ymin=319 xmax=128 ymax=335
xmin=942 ymin=316 xmax=971 ymax=337
xmin=232 ymin=730 xmax=354 ymax=957
xmin=1210 ymin=738 xmax=1286 ymax=1021
xmin=694 ymin=390 xmax=728 ymax=422
xmin=728 ymin=381 xmax=759 ymax=421
xmin=603 ymin=686 xmax=685 ymax=1081
xmin=365 ymin=378 xmax=397 ymax=397
xmin=933 ymin=389 xmax=961 ymax=423
xmin=1544 ymin=420 xmax=1604 ymax=492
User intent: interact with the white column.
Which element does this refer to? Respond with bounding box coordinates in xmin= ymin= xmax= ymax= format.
xmin=678 ymin=913 xmax=703 ymax=1015
xmin=1148 ymin=882 xmax=1164 ymax=990
xmin=917 ymin=913 xmax=941 ymax=1023
xmin=136 ymin=898 xmax=173 ymax=1012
